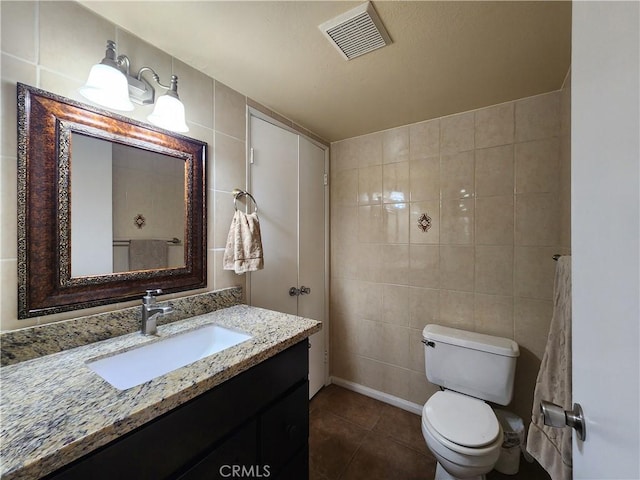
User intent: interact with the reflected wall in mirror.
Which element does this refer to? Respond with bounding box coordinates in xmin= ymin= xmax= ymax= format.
xmin=17 ymin=83 xmax=207 ymax=319
xmin=70 ymin=134 xmax=186 ymax=277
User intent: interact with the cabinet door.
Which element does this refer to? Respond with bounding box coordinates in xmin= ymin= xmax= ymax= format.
xmin=260 ymin=381 xmax=309 ymax=475
xmin=177 ymin=419 xmax=257 ymax=480
xmin=275 ymin=445 xmax=309 ymax=480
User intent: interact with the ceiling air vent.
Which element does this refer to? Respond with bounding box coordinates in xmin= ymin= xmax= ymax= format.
xmin=319 ymin=2 xmax=392 ymax=61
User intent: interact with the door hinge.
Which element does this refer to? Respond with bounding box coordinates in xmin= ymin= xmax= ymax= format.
xmin=250 ymin=147 xmax=254 ymax=164
xmin=324 ymin=350 xmax=328 ymax=364
xmin=323 ymin=173 xmax=328 ymax=186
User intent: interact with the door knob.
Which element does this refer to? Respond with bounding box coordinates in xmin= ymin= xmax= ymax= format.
xmin=300 ymin=286 xmax=311 ymax=295
xmin=289 ymin=287 xmax=300 ymax=296
xmin=540 ymin=400 xmax=586 ymax=441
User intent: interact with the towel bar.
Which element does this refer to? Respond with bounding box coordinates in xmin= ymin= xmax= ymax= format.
xmin=232 ymin=188 xmax=258 ymax=213
xmin=113 ymin=238 xmax=181 ymax=246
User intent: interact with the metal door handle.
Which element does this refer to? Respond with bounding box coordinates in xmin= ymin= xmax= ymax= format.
xmin=289 ymin=286 xmax=310 ymax=296
xmin=540 ymin=400 xmax=586 ymax=441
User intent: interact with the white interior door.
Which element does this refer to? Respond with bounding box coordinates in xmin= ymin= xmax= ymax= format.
xmin=249 ymin=116 xmax=298 ymax=315
xmin=572 ymin=2 xmax=639 ymax=478
xmin=298 ymin=136 xmax=327 ymax=398
xmin=249 ymin=114 xmax=328 ymax=399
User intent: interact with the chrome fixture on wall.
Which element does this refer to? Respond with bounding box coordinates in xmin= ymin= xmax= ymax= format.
xmin=80 ymin=40 xmax=189 ymax=133
xmin=232 ymin=188 xmax=259 ymax=213
xmin=540 ymin=400 xmax=586 ymax=441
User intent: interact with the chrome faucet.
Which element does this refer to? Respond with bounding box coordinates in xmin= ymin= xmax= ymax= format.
xmin=141 ymin=289 xmax=173 ymax=335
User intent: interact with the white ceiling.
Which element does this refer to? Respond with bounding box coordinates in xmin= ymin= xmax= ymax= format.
xmin=80 ymin=1 xmax=572 ymax=142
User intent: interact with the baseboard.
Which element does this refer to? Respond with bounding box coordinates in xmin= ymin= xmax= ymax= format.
xmin=329 ymin=376 xmax=424 ymax=416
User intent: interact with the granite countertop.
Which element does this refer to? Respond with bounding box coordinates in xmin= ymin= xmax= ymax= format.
xmin=0 ymin=305 xmax=322 ymax=480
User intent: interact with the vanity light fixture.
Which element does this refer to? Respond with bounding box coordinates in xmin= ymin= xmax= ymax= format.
xmin=80 ymin=40 xmax=189 ymax=133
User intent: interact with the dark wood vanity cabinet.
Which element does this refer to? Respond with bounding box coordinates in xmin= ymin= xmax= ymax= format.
xmin=45 ymin=341 xmax=309 ymax=480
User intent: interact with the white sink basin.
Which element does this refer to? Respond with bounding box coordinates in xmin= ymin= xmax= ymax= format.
xmin=86 ymin=324 xmax=252 ymax=390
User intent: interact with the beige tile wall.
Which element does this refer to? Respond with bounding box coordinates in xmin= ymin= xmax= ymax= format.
xmin=1 ymin=1 xmax=572 ymax=424
xmin=0 ymin=1 xmax=250 ymax=330
xmin=330 ymin=86 xmax=571 ymax=421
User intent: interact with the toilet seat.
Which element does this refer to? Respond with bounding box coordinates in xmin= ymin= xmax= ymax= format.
xmin=423 ymin=391 xmax=500 ymax=451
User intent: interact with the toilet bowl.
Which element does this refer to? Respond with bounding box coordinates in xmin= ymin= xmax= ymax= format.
xmin=420 ymin=325 xmax=519 ymax=480
xmin=421 ymin=391 xmax=502 ymax=480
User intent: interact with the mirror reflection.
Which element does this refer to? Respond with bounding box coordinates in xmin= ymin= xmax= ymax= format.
xmin=70 ymin=134 xmax=186 ymax=278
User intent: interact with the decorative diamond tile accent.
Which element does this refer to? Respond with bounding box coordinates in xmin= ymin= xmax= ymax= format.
xmin=417 ymin=213 xmax=432 ymax=232
xmin=134 ymin=214 xmax=146 ymax=229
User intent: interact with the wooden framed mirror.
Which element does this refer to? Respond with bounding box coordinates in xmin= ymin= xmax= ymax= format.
xmin=17 ymin=83 xmax=207 ymax=319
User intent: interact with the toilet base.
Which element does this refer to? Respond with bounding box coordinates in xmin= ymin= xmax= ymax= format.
xmin=435 ymin=463 xmax=486 ymax=480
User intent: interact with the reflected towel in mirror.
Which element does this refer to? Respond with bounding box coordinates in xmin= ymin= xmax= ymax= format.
xmin=223 ymin=211 xmax=264 ymax=274
xmin=129 ymin=239 xmax=168 ymax=270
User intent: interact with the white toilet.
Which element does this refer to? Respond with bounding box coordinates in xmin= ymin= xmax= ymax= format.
xmin=421 ymin=324 xmax=519 ymax=480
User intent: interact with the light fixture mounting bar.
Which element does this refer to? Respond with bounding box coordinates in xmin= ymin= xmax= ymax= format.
xmin=80 ymin=40 xmax=189 ymax=132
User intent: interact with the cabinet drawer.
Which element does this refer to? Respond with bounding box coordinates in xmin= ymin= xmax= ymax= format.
xmin=177 ymin=419 xmax=257 ymax=480
xmin=260 ymin=381 xmax=309 ymax=474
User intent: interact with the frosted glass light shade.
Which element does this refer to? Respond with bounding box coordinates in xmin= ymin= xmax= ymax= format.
xmin=147 ymin=94 xmax=189 ymax=133
xmin=79 ymin=63 xmax=134 ymax=111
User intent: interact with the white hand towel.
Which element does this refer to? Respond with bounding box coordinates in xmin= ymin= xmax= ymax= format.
xmin=526 ymin=256 xmax=572 ymax=480
xmin=223 ymin=210 xmax=264 ymax=274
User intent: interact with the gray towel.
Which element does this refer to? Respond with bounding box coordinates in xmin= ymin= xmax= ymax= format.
xmin=526 ymin=256 xmax=572 ymax=480
xmin=223 ymin=211 xmax=264 ymax=274
xmin=128 ymin=239 xmax=168 ymax=270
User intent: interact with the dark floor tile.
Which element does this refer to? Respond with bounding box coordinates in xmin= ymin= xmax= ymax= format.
xmin=310 ymin=384 xmax=341 ymax=414
xmin=309 ymin=385 xmax=551 ymax=480
xmin=373 ymin=404 xmax=432 ymax=457
xmin=321 ymin=386 xmax=386 ymax=430
xmin=310 ymin=466 xmax=331 ymax=480
xmin=309 ymin=407 xmax=368 ymax=479
xmin=341 ymin=431 xmax=437 ymax=480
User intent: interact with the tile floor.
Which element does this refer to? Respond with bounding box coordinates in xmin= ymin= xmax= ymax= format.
xmin=309 ymin=384 xmax=551 ymax=480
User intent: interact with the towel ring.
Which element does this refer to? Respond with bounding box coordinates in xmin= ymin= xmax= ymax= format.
xmin=232 ymin=188 xmax=258 ymax=213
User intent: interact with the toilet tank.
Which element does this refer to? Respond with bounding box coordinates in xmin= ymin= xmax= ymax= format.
xmin=423 ymin=324 xmax=519 ymax=405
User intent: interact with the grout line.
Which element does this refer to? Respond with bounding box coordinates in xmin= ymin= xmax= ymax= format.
xmin=320 ymin=390 xmax=435 ymax=477
xmin=378 ymin=430 xmax=434 ymax=460
xmin=336 ymin=437 xmax=364 ymax=480
xmin=310 ymin=404 xmax=370 ymax=480
xmin=512 ymin=100 xmax=517 ymax=341
xmin=320 ymin=404 xmax=380 ymax=433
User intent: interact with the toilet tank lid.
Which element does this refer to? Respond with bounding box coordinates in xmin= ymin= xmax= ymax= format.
xmin=423 ymin=325 xmax=519 ymax=357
